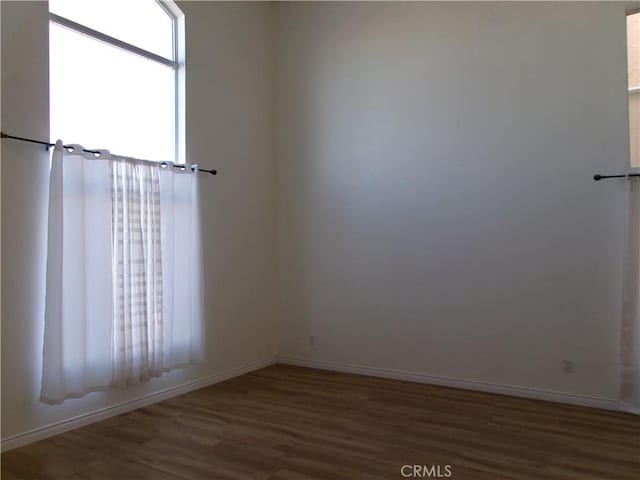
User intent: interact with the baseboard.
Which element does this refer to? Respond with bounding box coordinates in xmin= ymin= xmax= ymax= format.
xmin=277 ymin=356 xmax=619 ymax=412
xmin=1 ymin=357 xmax=277 ymax=452
xmin=2 ymin=355 xmax=619 ymax=452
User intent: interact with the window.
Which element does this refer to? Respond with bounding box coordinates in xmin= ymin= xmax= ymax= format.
xmin=49 ymin=0 xmax=184 ymax=163
xmin=629 ymin=11 xmax=639 ymax=168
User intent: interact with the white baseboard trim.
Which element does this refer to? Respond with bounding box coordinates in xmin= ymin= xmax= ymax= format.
xmin=2 ymin=355 xmax=619 ymax=452
xmin=1 ymin=357 xmax=277 ymax=452
xmin=277 ymin=356 xmax=619 ymax=412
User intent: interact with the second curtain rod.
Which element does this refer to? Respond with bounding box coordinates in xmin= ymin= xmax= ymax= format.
xmin=0 ymin=132 xmax=218 ymax=176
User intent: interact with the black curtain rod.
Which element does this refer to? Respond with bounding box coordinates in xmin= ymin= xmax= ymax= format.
xmin=593 ymin=173 xmax=640 ymax=181
xmin=1 ymin=131 xmax=217 ymax=176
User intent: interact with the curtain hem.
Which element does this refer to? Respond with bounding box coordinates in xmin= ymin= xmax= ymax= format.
xmin=39 ymin=361 xmax=202 ymax=405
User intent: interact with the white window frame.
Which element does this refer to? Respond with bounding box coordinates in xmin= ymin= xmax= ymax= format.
xmin=49 ymin=0 xmax=186 ymax=164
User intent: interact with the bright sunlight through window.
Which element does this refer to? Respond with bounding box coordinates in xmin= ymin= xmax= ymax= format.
xmin=628 ymin=12 xmax=639 ymax=168
xmin=49 ymin=0 xmax=183 ymax=163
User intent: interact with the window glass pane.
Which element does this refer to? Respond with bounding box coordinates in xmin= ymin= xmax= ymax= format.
xmin=49 ymin=0 xmax=174 ymax=60
xmin=628 ymin=13 xmax=639 ymax=90
xmin=629 ymin=13 xmax=639 ymax=168
xmin=631 ymin=94 xmax=639 ymax=168
xmin=50 ymin=23 xmax=175 ymax=162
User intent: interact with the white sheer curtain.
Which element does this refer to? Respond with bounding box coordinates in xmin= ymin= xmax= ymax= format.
xmin=159 ymin=166 xmax=204 ymax=368
xmin=41 ymin=142 xmax=113 ymax=402
xmin=620 ymin=175 xmax=640 ymax=414
xmin=41 ymin=141 xmax=203 ymax=404
xmin=111 ymin=160 xmax=164 ymax=386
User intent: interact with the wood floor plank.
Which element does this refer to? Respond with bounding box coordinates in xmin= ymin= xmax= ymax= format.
xmin=2 ymin=365 xmax=639 ymax=479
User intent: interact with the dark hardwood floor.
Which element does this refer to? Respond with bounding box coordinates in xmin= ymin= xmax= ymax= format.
xmin=2 ymin=365 xmax=639 ymax=479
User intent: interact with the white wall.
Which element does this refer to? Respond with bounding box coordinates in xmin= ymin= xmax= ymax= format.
xmin=1 ymin=0 xmax=277 ymax=440
xmin=1 ymin=0 xmax=635 ymax=444
xmin=275 ymin=2 xmax=631 ymax=401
